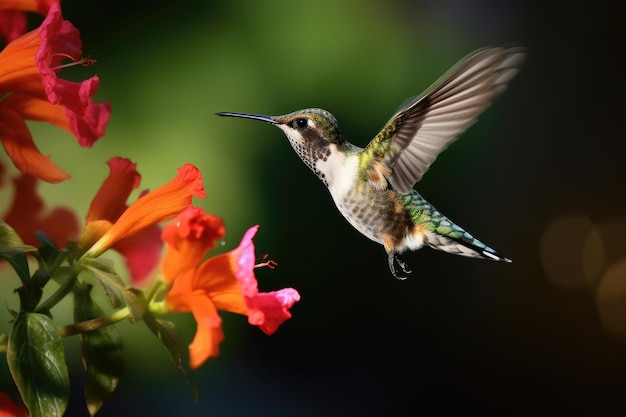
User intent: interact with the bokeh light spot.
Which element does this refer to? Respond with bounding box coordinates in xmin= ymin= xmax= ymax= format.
xmin=540 ymin=215 xmax=600 ymax=290
xmin=595 ymin=259 xmax=626 ymax=338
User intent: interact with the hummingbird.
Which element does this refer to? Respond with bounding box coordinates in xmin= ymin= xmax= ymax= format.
xmin=217 ymin=46 xmax=525 ymax=280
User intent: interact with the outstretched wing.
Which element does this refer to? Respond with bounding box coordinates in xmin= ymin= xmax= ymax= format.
xmin=362 ymin=46 xmax=526 ymax=194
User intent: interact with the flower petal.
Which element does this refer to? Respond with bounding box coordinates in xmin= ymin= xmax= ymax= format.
xmin=161 ymin=207 xmax=225 ymax=281
xmin=187 ymin=295 xmax=224 ymax=369
xmin=165 ymin=269 xmax=225 ymax=369
xmin=113 ymin=222 xmax=162 ymax=285
xmin=2 ymin=93 xmax=111 ymax=150
xmin=3 ymin=174 xmax=79 ymax=247
xmin=0 ymin=1 xmax=56 ymax=43
xmin=0 ymin=0 xmax=56 ymax=15
xmin=246 ymin=288 xmax=300 ymax=335
xmin=164 ymin=268 xmax=195 ymax=311
xmin=231 ymin=225 xmax=260 ymax=298
xmin=0 ymin=28 xmax=43 ymax=97
xmin=180 ymin=226 xmax=262 ymax=316
xmin=65 ymin=100 xmax=111 ymax=147
xmin=78 ymin=157 xmax=139 ymax=250
xmin=0 ymin=100 xmax=69 ymax=182
xmin=202 ymin=224 xmax=300 ymax=333
xmin=194 ymin=254 xmax=247 ymax=315
xmin=229 ymin=225 xmax=300 ymax=333
xmin=37 ymin=207 xmax=81 ymax=248
xmin=84 ymin=164 xmax=205 ymax=258
xmin=0 ymin=10 xmax=27 ymax=43
xmin=0 ymin=391 xmax=28 ymax=417
xmin=36 ymin=2 xmax=100 ymax=115
xmin=86 ymin=157 xmax=140 ymax=223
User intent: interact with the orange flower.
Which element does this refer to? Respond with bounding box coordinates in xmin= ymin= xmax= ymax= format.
xmin=161 ymin=206 xmax=226 ymax=280
xmin=81 ymin=161 xmax=205 ymax=274
xmin=76 ymin=157 xmax=157 ymax=283
xmin=0 ymin=2 xmax=110 ymax=183
xmin=0 ymin=0 xmax=54 ymax=13
xmin=163 ymin=209 xmax=300 ymax=368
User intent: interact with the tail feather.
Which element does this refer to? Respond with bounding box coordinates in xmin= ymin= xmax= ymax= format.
xmin=423 ymin=230 xmax=511 ymax=262
xmin=405 ymin=190 xmax=511 ymax=262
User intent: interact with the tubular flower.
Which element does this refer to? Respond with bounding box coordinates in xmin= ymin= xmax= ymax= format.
xmin=161 ymin=206 xmax=226 ymax=280
xmin=3 ymin=173 xmax=79 ymax=247
xmin=163 ymin=209 xmax=300 ymax=369
xmin=0 ymin=2 xmax=111 ymax=183
xmin=81 ymin=161 xmax=205 ymax=283
xmin=78 ymin=157 xmax=160 ymax=283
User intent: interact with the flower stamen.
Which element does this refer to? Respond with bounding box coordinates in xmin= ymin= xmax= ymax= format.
xmin=51 ymin=54 xmax=97 ymax=71
xmin=255 ymin=254 xmax=277 ymax=269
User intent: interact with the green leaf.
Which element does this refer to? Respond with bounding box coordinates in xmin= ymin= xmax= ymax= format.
xmin=3 ymin=252 xmax=31 ymax=285
xmin=0 ymin=221 xmax=36 ymax=284
xmin=80 ymin=258 xmax=126 ymax=308
xmin=35 ymin=231 xmax=60 ymax=266
xmin=30 ymin=269 xmax=51 ymax=288
xmin=80 ymin=257 xmax=144 ymax=322
xmin=123 ymin=287 xmax=146 ymax=324
xmin=0 ymin=220 xmax=37 ymax=257
xmin=14 ymin=286 xmax=43 ymax=313
xmin=144 ymin=313 xmax=198 ymax=402
xmin=74 ymin=284 xmax=124 ymax=417
xmin=7 ymin=312 xmax=69 ymax=417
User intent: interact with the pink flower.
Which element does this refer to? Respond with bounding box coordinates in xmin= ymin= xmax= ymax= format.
xmin=0 ymin=0 xmax=56 ymax=43
xmin=163 ymin=208 xmax=300 ymax=368
xmin=0 ymin=2 xmax=110 ymax=183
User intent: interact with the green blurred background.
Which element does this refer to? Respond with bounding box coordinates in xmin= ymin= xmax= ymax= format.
xmin=2 ymin=0 xmax=626 ymax=415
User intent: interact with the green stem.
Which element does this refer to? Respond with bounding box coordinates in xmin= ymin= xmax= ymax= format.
xmin=148 ymin=300 xmax=168 ymax=315
xmin=47 ymin=250 xmax=69 ymax=275
xmin=58 ymin=306 xmax=130 ymax=337
xmin=35 ymin=272 xmax=77 ymax=313
xmin=146 ymin=279 xmax=170 ymax=304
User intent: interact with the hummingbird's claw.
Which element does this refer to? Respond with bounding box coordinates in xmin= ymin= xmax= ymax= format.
xmin=388 ymin=251 xmax=412 ymax=280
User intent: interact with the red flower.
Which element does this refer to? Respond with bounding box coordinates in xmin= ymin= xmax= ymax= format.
xmin=2 ymin=173 xmax=79 ymax=247
xmin=0 ymin=391 xmax=27 ymax=417
xmin=0 ymin=2 xmax=110 ymax=183
xmin=80 ymin=159 xmax=205 ymax=284
xmin=0 ymin=0 xmax=56 ymax=43
xmin=163 ymin=208 xmax=300 ymax=368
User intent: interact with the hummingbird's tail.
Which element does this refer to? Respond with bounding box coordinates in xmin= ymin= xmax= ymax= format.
xmin=423 ymin=228 xmax=511 ymax=263
xmin=406 ymin=191 xmax=511 ymax=263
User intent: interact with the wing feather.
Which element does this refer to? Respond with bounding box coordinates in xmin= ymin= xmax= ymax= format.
xmin=364 ymin=46 xmax=526 ymax=194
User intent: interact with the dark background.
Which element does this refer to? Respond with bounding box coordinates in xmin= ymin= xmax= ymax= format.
xmin=3 ymin=0 xmax=626 ymax=415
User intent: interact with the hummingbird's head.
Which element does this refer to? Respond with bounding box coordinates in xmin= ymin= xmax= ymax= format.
xmin=216 ymin=108 xmax=347 ymax=178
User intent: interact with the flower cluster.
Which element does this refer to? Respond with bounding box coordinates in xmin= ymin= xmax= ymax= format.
xmin=162 ymin=208 xmax=300 ymax=368
xmin=0 ymin=3 xmax=300 ymax=416
xmin=0 ymin=1 xmax=110 ymax=183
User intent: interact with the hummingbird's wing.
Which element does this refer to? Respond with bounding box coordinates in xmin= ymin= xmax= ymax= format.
xmin=363 ymin=46 xmax=526 ymax=194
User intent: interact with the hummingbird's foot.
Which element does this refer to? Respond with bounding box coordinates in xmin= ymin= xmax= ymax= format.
xmin=388 ymin=251 xmax=412 ymax=280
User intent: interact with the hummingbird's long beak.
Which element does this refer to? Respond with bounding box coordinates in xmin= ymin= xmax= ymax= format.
xmin=216 ymin=112 xmax=280 ymax=125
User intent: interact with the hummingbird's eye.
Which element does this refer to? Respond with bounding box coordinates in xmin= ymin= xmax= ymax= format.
xmin=293 ymin=118 xmax=309 ymax=129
